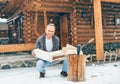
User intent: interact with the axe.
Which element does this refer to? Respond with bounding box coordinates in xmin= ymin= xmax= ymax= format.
xmin=76 ymin=38 xmax=94 ymax=55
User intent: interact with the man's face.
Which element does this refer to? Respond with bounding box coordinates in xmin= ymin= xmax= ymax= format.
xmin=45 ymin=26 xmax=55 ymax=39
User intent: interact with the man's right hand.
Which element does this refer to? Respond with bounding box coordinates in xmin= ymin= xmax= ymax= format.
xmin=31 ymin=48 xmax=40 ymax=57
xmin=31 ymin=51 xmax=36 ymax=57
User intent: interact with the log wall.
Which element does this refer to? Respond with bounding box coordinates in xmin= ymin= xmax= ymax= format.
xmin=71 ymin=0 xmax=120 ymax=45
xmin=102 ymin=2 xmax=120 ymax=43
xmin=71 ymin=1 xmax=94 ymax=45
xmin=23 ymin=12 xmax=31 ymax=43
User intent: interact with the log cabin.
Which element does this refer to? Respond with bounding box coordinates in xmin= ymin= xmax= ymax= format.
xmin=0 ymin=0 xmax=120 ymax=60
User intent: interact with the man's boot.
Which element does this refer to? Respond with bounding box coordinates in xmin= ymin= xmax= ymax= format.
xmin=60 ymin=71 xmax=68 ymax=77
xmin=39 ymin=72 xmax=45 ymax=78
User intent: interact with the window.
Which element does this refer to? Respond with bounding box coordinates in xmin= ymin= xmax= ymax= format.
xmin=116 ymin=18 xmax=120 ymax=25
xmin=115 ymin=15 xmax=120 ymax=27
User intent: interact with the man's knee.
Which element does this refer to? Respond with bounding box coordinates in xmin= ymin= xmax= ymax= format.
xmin=36 ymin=60 xmax=44 ymax=66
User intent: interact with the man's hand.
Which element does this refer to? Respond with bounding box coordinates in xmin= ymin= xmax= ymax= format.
xmin=31 ymin=48 xmax=40 ymax=57
xmin=53 ymin=59 xmax=61 ymax=62
xmin=31 ymin=50 xmax=36 ymax=57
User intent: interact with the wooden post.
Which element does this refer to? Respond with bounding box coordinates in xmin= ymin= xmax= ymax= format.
xmin=60 ymin=14 xmax=69 ymax=47
xmin=67 ymin=54 xmax=86 ymax=82
xmin=101 ymin=0 xmax=120 ymax=3
xmin=94 ymin=0 xmax=104 ymax=60
xmin=44 ymin=10 xmax=47 ymax=29
xmin=34 ymin=10 xmax=40 ymax=37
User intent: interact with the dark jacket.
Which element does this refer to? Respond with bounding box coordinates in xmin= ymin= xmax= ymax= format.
xmin=34 ymin=34 xmax=60 ymax=51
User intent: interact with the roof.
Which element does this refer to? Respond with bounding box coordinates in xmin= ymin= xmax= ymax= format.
xmin=0 ymin=0 xmax=32 ymax=19
xmin=0 ymin=0 xmax=72 ymax=20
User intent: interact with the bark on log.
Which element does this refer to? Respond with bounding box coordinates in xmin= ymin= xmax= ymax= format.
xmin=67 ymin=54 xmax=86 ymax=82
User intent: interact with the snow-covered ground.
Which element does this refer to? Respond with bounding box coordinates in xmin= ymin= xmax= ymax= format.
xmin=0 ymin=62 xmax=120 ymax=84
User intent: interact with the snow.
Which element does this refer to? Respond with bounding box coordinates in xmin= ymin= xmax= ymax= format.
xmin=0 ymin=62 xmax=120 ymax=84
xmin=0 ymin=18 xmax=7 ymax=22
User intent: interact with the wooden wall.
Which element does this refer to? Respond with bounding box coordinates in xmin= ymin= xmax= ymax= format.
xmin=71 ymin=0 xmax=120 ymax=46
xmin=102 ymin=2 xmax=120 ymax=43
xmin=23 ymin=11 xmax=35 ymax=43
xmin=71 ymin=1 xmax=94 ymax=45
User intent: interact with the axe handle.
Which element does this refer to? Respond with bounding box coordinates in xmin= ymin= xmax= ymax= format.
xmin=80 ymin=38 xmax=94 ymax=50
xmin=88 ymin=38 xmax=94 ymax=43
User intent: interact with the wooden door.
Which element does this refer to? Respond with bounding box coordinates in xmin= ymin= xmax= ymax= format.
xmin=60 ymin=14 xmax=69 ymax=48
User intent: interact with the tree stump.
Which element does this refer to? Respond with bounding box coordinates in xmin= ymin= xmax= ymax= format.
xmin=67 ymin=54 xmax=86 ymax=82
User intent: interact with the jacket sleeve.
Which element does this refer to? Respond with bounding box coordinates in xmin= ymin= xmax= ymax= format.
xmin=34 ymin=37 xmax=41 ymax=49
xmin=54 ymin=35 xmax=60 ymax=51
xmin=56 ymin=37 xmax=60 ymax=50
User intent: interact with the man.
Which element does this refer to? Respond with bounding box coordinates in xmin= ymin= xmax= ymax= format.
xmin=32 ymin=23 xmax=68 ymax=78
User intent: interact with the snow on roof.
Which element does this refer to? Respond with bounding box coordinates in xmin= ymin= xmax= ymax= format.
xmin=0 ymin=18 xmax=7 ymax=23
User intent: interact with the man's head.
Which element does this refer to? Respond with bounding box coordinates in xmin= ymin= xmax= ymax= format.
xmin=45 ymin=23 xmax=56 ymax=39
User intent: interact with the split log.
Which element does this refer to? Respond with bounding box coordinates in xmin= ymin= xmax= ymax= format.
xmin=67 ymin=54 xmax=86 ymax=82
